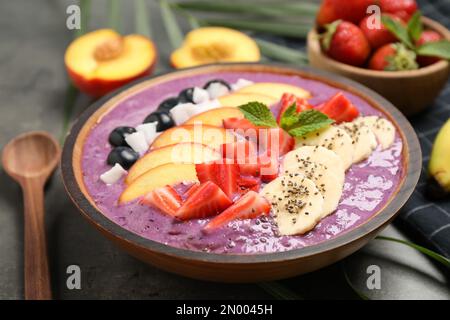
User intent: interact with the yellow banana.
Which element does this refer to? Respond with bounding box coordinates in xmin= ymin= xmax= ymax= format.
xmin=428 ymin=118 xmax=450 ymax=194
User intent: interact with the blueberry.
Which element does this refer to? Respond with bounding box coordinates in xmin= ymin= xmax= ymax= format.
xmin=157 ymin=97 xmax=179 ymax=112
xmin=178 ymin=87 xmax=195 ymax=103
xmin=107 ymin=146 xmax=139 ymax=170
xmin=108 ymin=126 xmax=136 ymax=147
xmin=203 ymin=79 xmax=231 ymax=91
xmin=143 ymin=110 xmax=175 ymax=132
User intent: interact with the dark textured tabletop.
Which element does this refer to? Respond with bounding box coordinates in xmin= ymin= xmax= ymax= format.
xmin=0 ymin=0 xmax=449 ymax=300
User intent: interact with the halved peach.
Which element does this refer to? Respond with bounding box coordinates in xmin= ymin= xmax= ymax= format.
xmin=151 ymin=124 xmax=235 ymax=149
xmin=126 ymin=143 xmax=221 ymax=185
xmin=170 ymin=27 xmax=260 ymax=69
xmin=119 ymin=163 xmax=198 ymax=204
xmin=237 ymin=83 xmax=311 ymax=100
xmin=184 ymin=107 xmax=244 ymax=127
xmin=65 ymin=29 xmax=157 ymax=97
xmin=218 ymin=93 xmax=277 ymax=108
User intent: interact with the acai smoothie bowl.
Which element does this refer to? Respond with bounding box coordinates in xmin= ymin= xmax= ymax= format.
xmin=62 ymin=63 xmax=421 ymax=282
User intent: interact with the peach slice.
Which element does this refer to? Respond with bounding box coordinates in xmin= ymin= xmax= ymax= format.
xmin=119 ymin=163 xmax=198 ymax=203
xmin=126 ymin=143 xmax=221 ymax=185
xmin=184 ymin=107 xmax=244 ymax=127
xmin=170 ymin=27 xmax=260 ymax=69
xmin=151 ymin=124 xmax=235 ymax=149
xmin=65 ymin=29 xmax=157 ymax=97
xmin=237 ymin=83 xmax=311 ymax=100
xmin=218 ymin=93 xmax=277 ymax=108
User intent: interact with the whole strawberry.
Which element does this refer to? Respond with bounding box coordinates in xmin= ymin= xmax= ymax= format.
xmin=322 ymin=20 xmax=371 ymax=67
xmin=416 ymin=30 xmax=443 ymax=67
xmin=380 ymin=0 xmax=418 ymax=21
xmin=360 ymin=14 xmax=403 ymax=49
xmin=317 ymin=0 xmax=375 ymax=27
xmin=369 ymin=43 xmax=418 ymax=71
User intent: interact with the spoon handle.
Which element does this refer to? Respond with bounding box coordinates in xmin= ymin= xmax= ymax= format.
xmin=22 ymin=179 xmax=52 ymax=300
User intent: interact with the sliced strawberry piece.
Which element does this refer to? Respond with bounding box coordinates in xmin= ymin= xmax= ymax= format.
xmin=195 ymin=161 xmax=240 ymax=198
xmin=318 ymin=92 xmax=359 ymax=123
xmin=277 ymin=93 xmax=313 ymax=123
xmin=141 ymin=185 xmax=182 ymax=217
xmin=176 ymin=181 xmax=232 ymax=220
xmin=184 ymin=183 xmax=201 ymax=199
xmin=259 ymin=127 xmax=294 ymax=157
xmin=258 ymin=154 xmax=279 ymax=183
xmin=220 ymin=140 xmax=260 ymax=176
xmin=204 ymin=191 xmax=271 ymax=230
xmin=195 ymin=162 xmax=218 ymax=184
xmin=238 ymin=175 xmax=261 ymax=194
xmin=223 ymin=117 xmax=260 ymax=141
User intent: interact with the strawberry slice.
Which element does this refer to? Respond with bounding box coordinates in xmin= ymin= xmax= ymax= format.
xmin=184 ymin=183 xmax=201 ymax=199
xmin=318 ymin=92 xmax=359 ymax=123
xmin=223 ymin=117 xmax=260 ymax=142
xmin=259 ymin=127 xmax=294 ymax=157
xmin=238 ymin=175 xmax=261 ymax=194
xmin=277 ymin=93 xmax=313 ymax=124
xmin=221 ymin=140 xmax=260 ymax=176
xmin=204 ymin=191 xmax=271 ymax=230
xmin=141 ymin=185 xmax=182 ymax=217
xmin=195 ymin=162 xmax=240 ymax=198
xmin=176 ymin=181 xmax=232 ymax=220
xmin=258 ymin=154 xmax=279 ymax=183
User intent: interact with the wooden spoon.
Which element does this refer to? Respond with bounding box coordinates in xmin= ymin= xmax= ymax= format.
xmin=2 ymin=131 xmax=60 ymax=300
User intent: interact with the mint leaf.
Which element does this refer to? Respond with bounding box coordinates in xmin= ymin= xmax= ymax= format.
xmin=287 ymin=110 xmax=334 ymax=137
xmin=382 ymin=15 xmax=414 ymax=49
xmin=279 ymin=103 xmax=299 ymax=129
xmin=238 ymin=102 xmax=278 ymax=128
xmin=416 ymin=40 xmax=450 ymax=60
xmin=407 ymin=12 xmax=423 ymax=42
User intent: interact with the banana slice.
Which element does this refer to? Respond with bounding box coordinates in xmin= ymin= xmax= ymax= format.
xmin=340 ymin=122 xmax=377 ymax=163
xmin=261 ymin=174 xmax=324 ymax=236
xmin=355 ymin=116 xmax=395 ymax=150
xmin=283 ymin=146 xmax=345 ymax=185
xmin=295 ymin=126 xmax=354 ymax=170
xmin=282 ymin=160 xmax=343 ymax=218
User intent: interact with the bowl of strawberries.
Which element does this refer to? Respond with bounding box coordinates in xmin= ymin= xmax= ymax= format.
xmin=307 ymin=0 xmax=450 ymax=116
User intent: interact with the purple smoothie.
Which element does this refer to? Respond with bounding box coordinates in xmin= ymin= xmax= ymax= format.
xmin=81 ymin=71 xmax=403 ymax=254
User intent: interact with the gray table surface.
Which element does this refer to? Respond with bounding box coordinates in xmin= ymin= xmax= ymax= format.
xmin=0 ymin=0 xmax=449 ymax=300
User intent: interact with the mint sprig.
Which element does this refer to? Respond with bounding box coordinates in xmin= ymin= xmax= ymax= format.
xmin=238 ymin=102 xmax=278 ymax=128
xmin=407 ymin=12 xmax=423 ymax=42
xmin=284 ymin=109 xmax=334 ymax=137
xmin=382 ymin=15 xmax=414 ymax=49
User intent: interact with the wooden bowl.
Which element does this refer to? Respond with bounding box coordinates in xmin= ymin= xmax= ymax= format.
xmin=307 ymin=17 xmax=450 ymax=116
xmin=61 ymin=63 xmax=421 ymax=283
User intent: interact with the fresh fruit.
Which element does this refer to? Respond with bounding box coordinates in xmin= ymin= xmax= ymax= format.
xmin=359 ymin=14 xmax=402 ymax=49
xmin=184 ymin=107 xmax=244 ymax=127
xmin=318 ymin=92 xmax=360 ymax=123
xmin=321 ymin=20 xmax=371 ymax=67
xmin=119 ymin=163 xmax=198 ymax=203
xmin=340 ymin=122 xmax=378 ymax=163
xmin=354 ymin=116 xmax=396 ymax=150
xmin=295 ymin=126 xmax=354 ymax=170
xmin=262 ymin=174 xmax=324 ymax=235
xmin=218 ymin=93 xmax=277 ymax=108
xmin=65 ymin=29 xmax=157 ymax=97
xmin=100 ymin=163 xmax=127 ymax=185
xmin=178 ymin=87 xmax=195 ymax=103
xmin=170 ymin=27 xmax=260 ymax=68
xmin=157 ymin=97 xmax=179 ymax=113
xmin=416 ymin=30 xmax=443 ymax=67
xmin=108 ymin=126 xmax=137 ymax=147
xmin=175 ymin=181 xmax=233 ymax=220
xmin=184 ymin=183 xmax=201 ymax=199
xmin=204 ymin=191 xmax=270 ymax=230
xmin=126 ymin=143 xmax=221 ymax=184
xmin=316 ymin=0 xmax=375 ymax=27
xmin=380 ymin=0 xmax=418 ymax=21
xmin=238 ymin=175 xmax=261 ymax=193
xmin=369 ymin=43 xmax=418 ymax=71
xmin=107 ymin=146 xmax=139 ymax=170
xmin=124 ymin=131 xmax=148 ymax=153
xmin=282 ymin=158 xmax=344 ymax=218
xmin=204 ymin=79 xmax=231 ymax=99
xmin=151 ymin=124 xmax=235 ymax=149
xmin=143 ymin=110 xmax=175 ymax=132
xmin=140 ymin=185 xmax=182 ymax=217
xmin=259 ymin=127 xmax=295 ymax=157
xmin=222 ymin=117 xmax=259 ymax=132
xmin=258 ymin=154 xmax=279 ymax=183
xmin=428 ymin=119 xmax=450 ymax=198
xmin=277 ymin=93 xmax=313 ymax=123
xmin=221 ymin=140 xmax=259 ymax=176
xmin=236 ymin=82 xmax=310 ymax=101
xmin=195 ymin=162 xmax=240 ymax=198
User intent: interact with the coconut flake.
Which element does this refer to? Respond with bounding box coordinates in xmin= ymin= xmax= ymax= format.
xmin=136 ymin=122 xmax=157 ymax=144
xmin=170 ymin=103 xmax=195 ymax=124
xmin=231 ymin=78 xmax=254 ymax=91
xmin=192 ymin=87 xmax=210 ymax=104
xmin=100 ymin=163 xmax=127 ymax=185
xmin=207 ymin=82 xmax=230 ymax=99
xmin=125 ymin=131 xmax=148 ymax=153
xmin=191 ymin=99 xmax=221 ymax=116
